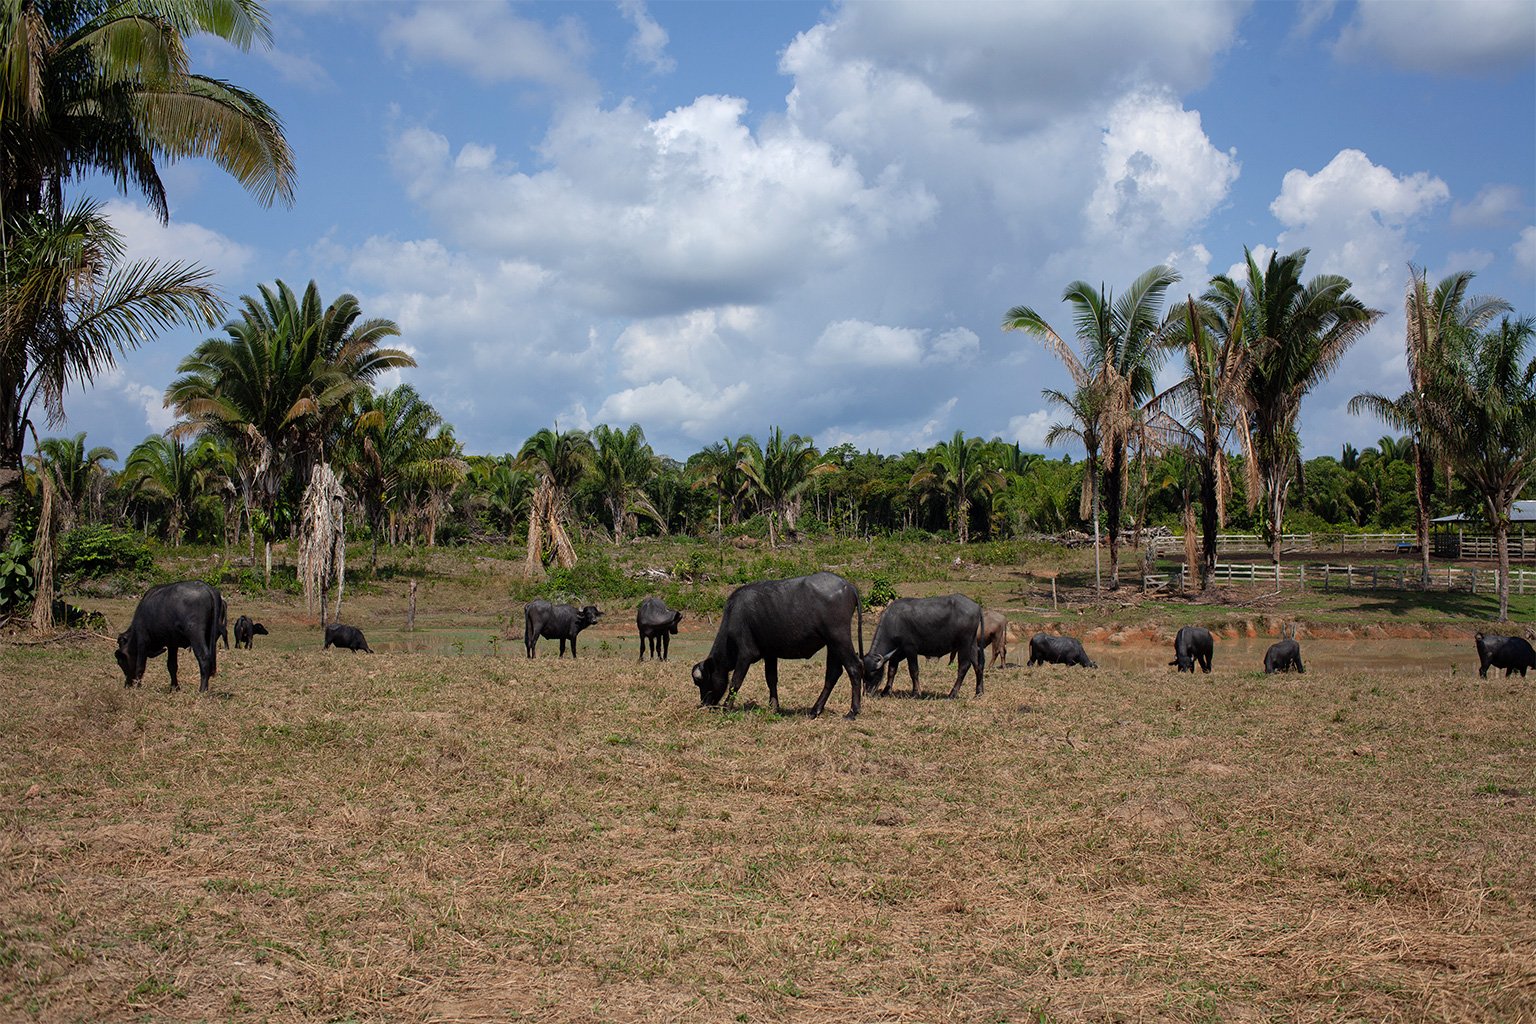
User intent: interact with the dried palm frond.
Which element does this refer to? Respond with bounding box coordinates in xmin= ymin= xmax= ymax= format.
xmin=31 ymin=472 xmax=56 ymax=633
xmin=298 ymin=462 xmax=346 ymax=624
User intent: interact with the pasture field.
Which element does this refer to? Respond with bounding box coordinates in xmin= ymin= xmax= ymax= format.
xmin=2 ymin=539 xmax=1534 ymax=1022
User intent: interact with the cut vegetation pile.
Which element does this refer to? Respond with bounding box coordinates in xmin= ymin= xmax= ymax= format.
xmin=1 ymin=625 xmax=1532 ymax=1021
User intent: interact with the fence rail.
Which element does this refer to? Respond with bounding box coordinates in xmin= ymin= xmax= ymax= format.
xmin=1145 ymin=561 xmax=1536 ymax=594
xmin=1147 ymin=532 xmax=1414 ymax=557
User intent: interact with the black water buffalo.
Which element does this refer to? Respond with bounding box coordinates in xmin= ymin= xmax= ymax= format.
xmin=1171 ymin=625 xmax=1214 ymax=673
xmin=1475 ymin=632 xmax=1536 ymax=677
xmin=862 ymin=594 xmax=984 ymax=698
xmin=115 ymin=580 xmax=223 ymax=692
xmin=324 ymin=624 xmax=373 ymax=653
xmin=691 ymin=572 xmax=864 ymax=718
xmin=1263 ymin=638 xmax=1305 ymax=674
xmin=1027 ymin=633 xmax=1096 ymax=668
xmin=636 ymin=597 xmax=683 ymax=662
xmin=523 ymin=600 xmax=602 ymax=658
xmin=233 ymin=615 xmax=268 ymax=649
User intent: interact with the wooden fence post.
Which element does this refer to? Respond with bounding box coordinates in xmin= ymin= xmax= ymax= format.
xmin=407 ymin=579 xmax=418 ymax=631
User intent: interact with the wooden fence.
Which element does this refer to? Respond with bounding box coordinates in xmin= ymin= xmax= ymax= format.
xmin=1146 ymin=532 xmax=1414 ymax=557
xmin=1144 ymin=561 xmax=1536 ymax=594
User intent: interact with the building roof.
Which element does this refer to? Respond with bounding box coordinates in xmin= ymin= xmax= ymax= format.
xmin=1431 ymin=500 xmax=1536 ymax=525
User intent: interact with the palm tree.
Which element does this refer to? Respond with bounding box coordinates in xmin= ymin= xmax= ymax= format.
xmin=165 ymin=280 xmax=413 ymax=587
xmin=1040 ymin=379 xmax=1108 ymax=591
xmin=122 ymin=434 xmax=218 ymax=545
xmin=1004 ymin=264 xmax=1179 ymax=588
xmin=1153 ymin=295 xmax=1259 ymax=589
xmin=463 ymin=453 xmax=532 ymax=541
xmin=590 ymin=423 xmax=662 ymax=543
xmin=1350 ymin=268 xmax=1510 ymax=580
xmin=1 ymin=0 xmax=293 ymax=547
xmin=1209 ymin=248 xmax=1380 ymax=565
xmin=344 ymin=384 xmax=465 ymax=565
xmin=1 ymin=202 xmax=222 ymax=545
xmin=1 ymin=0 xmax=294 ymax=226
xmin=739 ymin=427 xmax=834 ymax=548
xmin=1419 ymin=316 xmax=1536 ymax=620
xmin=34 ymin=431 xmax=116 ymax=529
xmin=909 ymin=431 xmax=998 ymax=544
xmin=516 ymin=427 xmax=592 ymax=573
xmin=687 ymin=436 xmax=751 ymax=532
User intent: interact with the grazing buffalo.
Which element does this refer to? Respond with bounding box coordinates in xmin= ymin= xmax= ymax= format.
xmin=324 ymin=624 xmax=373 ymax=653
xmin=691 ymin=572 xmax=864 ymax=718
xmin=1263 ymin=638 xmax=1305 ymax=674
xmin=1475 ymin=632 xmax=1536 ymax=677
xmin=862 ymin=594 xmax=984 ymax=698
xmin=1027 ymin=633 xmax=1096 ymax=668
xmin=523 ymin=600 xmax=602 ymax=658
xmin=637 ymin=597 xmax=683 ymax=662
xmin=115 ymin=580 xmax=223 ymax=692
xmin=233 ymin=615 xmax=269 ymax=649
xmin=1170 ymin=626 xmax=1214 ymax=673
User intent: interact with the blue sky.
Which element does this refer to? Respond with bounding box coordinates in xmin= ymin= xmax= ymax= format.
xmin=64 ymin=0 xmax=1536 ymax=466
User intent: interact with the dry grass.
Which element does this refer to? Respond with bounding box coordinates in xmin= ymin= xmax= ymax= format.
xmin=2 ymin=562 xmax=1535 ymax=1022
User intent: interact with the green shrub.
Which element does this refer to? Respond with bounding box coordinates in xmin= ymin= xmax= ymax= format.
xmin=864 ymin=573 xmax=898 ymax=608
xmin=57 ymin=525 xmax=152 ymax=584
xmin=0 ymin=536 xmax=34 ymax=612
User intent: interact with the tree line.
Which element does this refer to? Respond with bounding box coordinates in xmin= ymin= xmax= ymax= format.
xmin=2 ymin=1 xmax=1533 ymax=623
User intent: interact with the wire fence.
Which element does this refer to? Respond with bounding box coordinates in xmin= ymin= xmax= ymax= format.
xmin=1144 ymin=561 xmax=1536 ymax=594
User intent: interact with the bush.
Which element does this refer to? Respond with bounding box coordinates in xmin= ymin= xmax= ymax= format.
xmin=864 ymin=573 xmax=898 ymax=608
xmin=0 ymin=536 xmax=34 ymax=612
xmin=57 ymin=525 xmax=152 ymax=585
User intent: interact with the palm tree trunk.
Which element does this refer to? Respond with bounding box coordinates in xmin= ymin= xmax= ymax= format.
xmin=1200 ymin=461 xmax=1219 ymax=590
xmin=1104 ymin=448 xmax=1124 ymax=589
xmin=1493 ymin=499 xmax=1512 ymax=621
xmin=1414 ymin=440 xmax=1432 ymax=583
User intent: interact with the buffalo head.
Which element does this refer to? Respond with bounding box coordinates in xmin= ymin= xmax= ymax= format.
xmin=691 ymin=656 xmax=730 ymax=706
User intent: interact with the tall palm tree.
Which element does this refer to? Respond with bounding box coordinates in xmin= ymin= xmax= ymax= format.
xmin=1350 ymin=268 xmax=1510 ymax=580
xmin=739 ymin=427 xmax=834 ymax=548
xmin=516 ymin=426 xmax=592 ymax=573
xmin=463 ymin=453 xmax=532 ymax=541
xmin=1 ymin=201 xmax=221 ymax=545
xmin=1419 ymin=316 xmax=1536 ymax=620
xmin=1209 ymin=248 xmax=1380 ymax=565
xmin=909 ymin=431 xmax=998 ymax=544
xmin=1040 ymin=379 xmax=1108 ymax=591
xmin=1 ymin=0 xmax=292 ymax=547
xmin=590 ymin=423 xmax=662 ymax=543
xmin=1004 ymin=264 xmax=1179 ymax=588
xmin=165 ymin=280 xmax=413 ymax=582
xmin=1153 ymin=295 xmax=1259 ymax=589
xmin=1 ymin=0 xmax=293 ymax=226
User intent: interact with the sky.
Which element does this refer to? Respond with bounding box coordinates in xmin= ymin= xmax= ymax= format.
xmin=60 ymin=0 xmax=1536 ymax=467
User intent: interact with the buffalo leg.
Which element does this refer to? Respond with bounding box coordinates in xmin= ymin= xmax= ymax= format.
xmin=763 ymin=658 xmax=780 ymax=713
xmin=166 ymin=648 xmax=180 ymax=691
xmin=637 ymin=635 xmax=645 ymax=662
xmin=660 ymin=633 xmax=670 ymax=661
xmin=194 ymin=644 xmax=215 ymax=693
xmin=727 ymin=660 xmax=756 ymax=710
xmin=907 ymin=655 xmax=921 ymax=697
xmin=973 ymin=643 xmax=985 ymax=695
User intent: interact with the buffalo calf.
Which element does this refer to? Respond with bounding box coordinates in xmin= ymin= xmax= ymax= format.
xmin=233 ymin=614 xmax=269 ymax=650
xmin=636 ymin=597 xmax=683 ymax=662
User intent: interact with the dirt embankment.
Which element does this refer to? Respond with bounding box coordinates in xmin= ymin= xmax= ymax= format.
xmin=1070 ymin=619 xmax=1477 ymax=646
